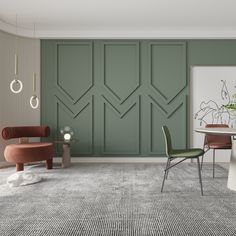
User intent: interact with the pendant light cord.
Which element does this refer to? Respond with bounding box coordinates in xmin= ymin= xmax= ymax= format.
xmin=10 ymin=14 xmax=23 ymax=94
xmin=14 ymin=14 xmax=18 ymax=77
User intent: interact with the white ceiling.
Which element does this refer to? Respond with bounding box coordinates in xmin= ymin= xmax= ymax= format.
xmin=1 ymin=0 xmax=236 ymax=38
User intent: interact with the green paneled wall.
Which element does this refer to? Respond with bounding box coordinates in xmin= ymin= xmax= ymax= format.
xmin=41 ymin=40 xmax=236 ymax=157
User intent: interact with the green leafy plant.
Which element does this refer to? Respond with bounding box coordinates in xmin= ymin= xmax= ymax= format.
xmin=224 ymin=94 xmax=236 ymax=111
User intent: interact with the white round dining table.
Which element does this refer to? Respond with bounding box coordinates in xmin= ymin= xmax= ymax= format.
xmin=195 ymin=127 xmax=236 ymax=191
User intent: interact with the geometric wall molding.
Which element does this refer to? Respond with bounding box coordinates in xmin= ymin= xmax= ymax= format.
xmin=148 ymin=42 xmax=187 ymax=104
xmin=102 ymin=42 xmax=140 ymax=105
xmin=102 ymin=95 xmax=139 ymax=118
xmin=56 ymin=42 xmax=93 ymax=104
xmin=148 ymin=96 xmax=187 ymax=154
xmin=55 ymin=95 xmax=92 ymax=119
xmin=54 ymin=95 xmax=94 ymax=155
xmin=101 ymin=96 xmax=140 ymax=155
xmin=41 ymin=40 xmax=187 ymax=156
xmin=148 ymin=95 xmax=185 ymax=119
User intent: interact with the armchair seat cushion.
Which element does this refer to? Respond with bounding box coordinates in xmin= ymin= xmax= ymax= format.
xmin=4 ymin=142 xmax=54 ymax=164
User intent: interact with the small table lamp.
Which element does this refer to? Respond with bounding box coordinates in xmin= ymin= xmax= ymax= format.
xmin=60 ymin=126 xmax=74 ymax=142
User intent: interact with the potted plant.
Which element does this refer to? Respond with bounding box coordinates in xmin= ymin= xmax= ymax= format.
xmin=224 ymin=94 xmax=236 ymax=128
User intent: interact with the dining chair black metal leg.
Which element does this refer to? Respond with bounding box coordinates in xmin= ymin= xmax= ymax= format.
xmin=197 ymin=157 xmax=204 ymax=196
xmin=165 ymin=158 xmax=171 ymax=179
xmin=201 ymin=154 xmax=204 ymax=170
xmin=161 ymin=158 xmax=170 ymax=192
xmin=213 ymin=149 xmax=215 ymax=178
xmin=201 ymin=155 xmax=204 ymax=170
xmin=201 ymin=145 xmax=205 ymax=170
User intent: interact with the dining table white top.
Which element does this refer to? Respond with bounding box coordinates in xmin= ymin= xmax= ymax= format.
xmin=195 ymin=127 xmax=236 ymax=136
xmin=195 ymin=126 xmax=236 ymax=191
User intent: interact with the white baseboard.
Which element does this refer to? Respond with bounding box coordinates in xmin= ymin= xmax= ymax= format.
xmin=53 ymin=157 xmax=193 ymax=163
xmin=53 ymin=157 xmax=229 ymax=163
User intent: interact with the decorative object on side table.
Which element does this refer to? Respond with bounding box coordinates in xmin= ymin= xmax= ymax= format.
xmin=55 ymin=127 xmax=78 ymax=168
xmin=60 ymin=126 xmax=74 ymax=142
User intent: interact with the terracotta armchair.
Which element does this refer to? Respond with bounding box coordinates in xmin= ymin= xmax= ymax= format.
xmin=2 ymin=126 xmax=54 ymax=171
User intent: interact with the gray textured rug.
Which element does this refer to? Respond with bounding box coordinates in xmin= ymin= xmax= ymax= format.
xmin=0 ymin=163 xmax=236 ymax=236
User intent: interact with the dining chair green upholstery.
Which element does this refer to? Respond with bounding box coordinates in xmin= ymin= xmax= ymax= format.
xmin=161 ymin=126 xmax=205 ymax=195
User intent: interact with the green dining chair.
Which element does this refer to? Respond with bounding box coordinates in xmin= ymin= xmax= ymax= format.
xmin=161 ymin=125 xmax=205 ymax=195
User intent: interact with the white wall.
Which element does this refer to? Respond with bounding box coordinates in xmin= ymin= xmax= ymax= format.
xmin=0 ymin=30 xmax=40 ymax=161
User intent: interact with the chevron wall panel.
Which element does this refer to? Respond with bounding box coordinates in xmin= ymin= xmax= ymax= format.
xmin=41 ymin=40 xmax=187 ymax=156
xmin=146 ymin=42 xmax=187 ymax=154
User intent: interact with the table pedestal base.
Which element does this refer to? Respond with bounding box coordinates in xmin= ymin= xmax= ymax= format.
xmin=62 ymin=143 xmax=71 ymax=168
xmin=227 ymin=139 xmax=236 ymax=191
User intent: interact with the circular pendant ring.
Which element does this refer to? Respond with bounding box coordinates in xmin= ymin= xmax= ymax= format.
xmin=30 ymin=95 xmax=39 ymax=109
xmin=10 ymin=79 xmax=23 ymax=93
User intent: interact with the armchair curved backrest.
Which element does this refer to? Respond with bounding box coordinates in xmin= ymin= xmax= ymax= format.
xmin=2 ymin=126 xmax=50 ymax=140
